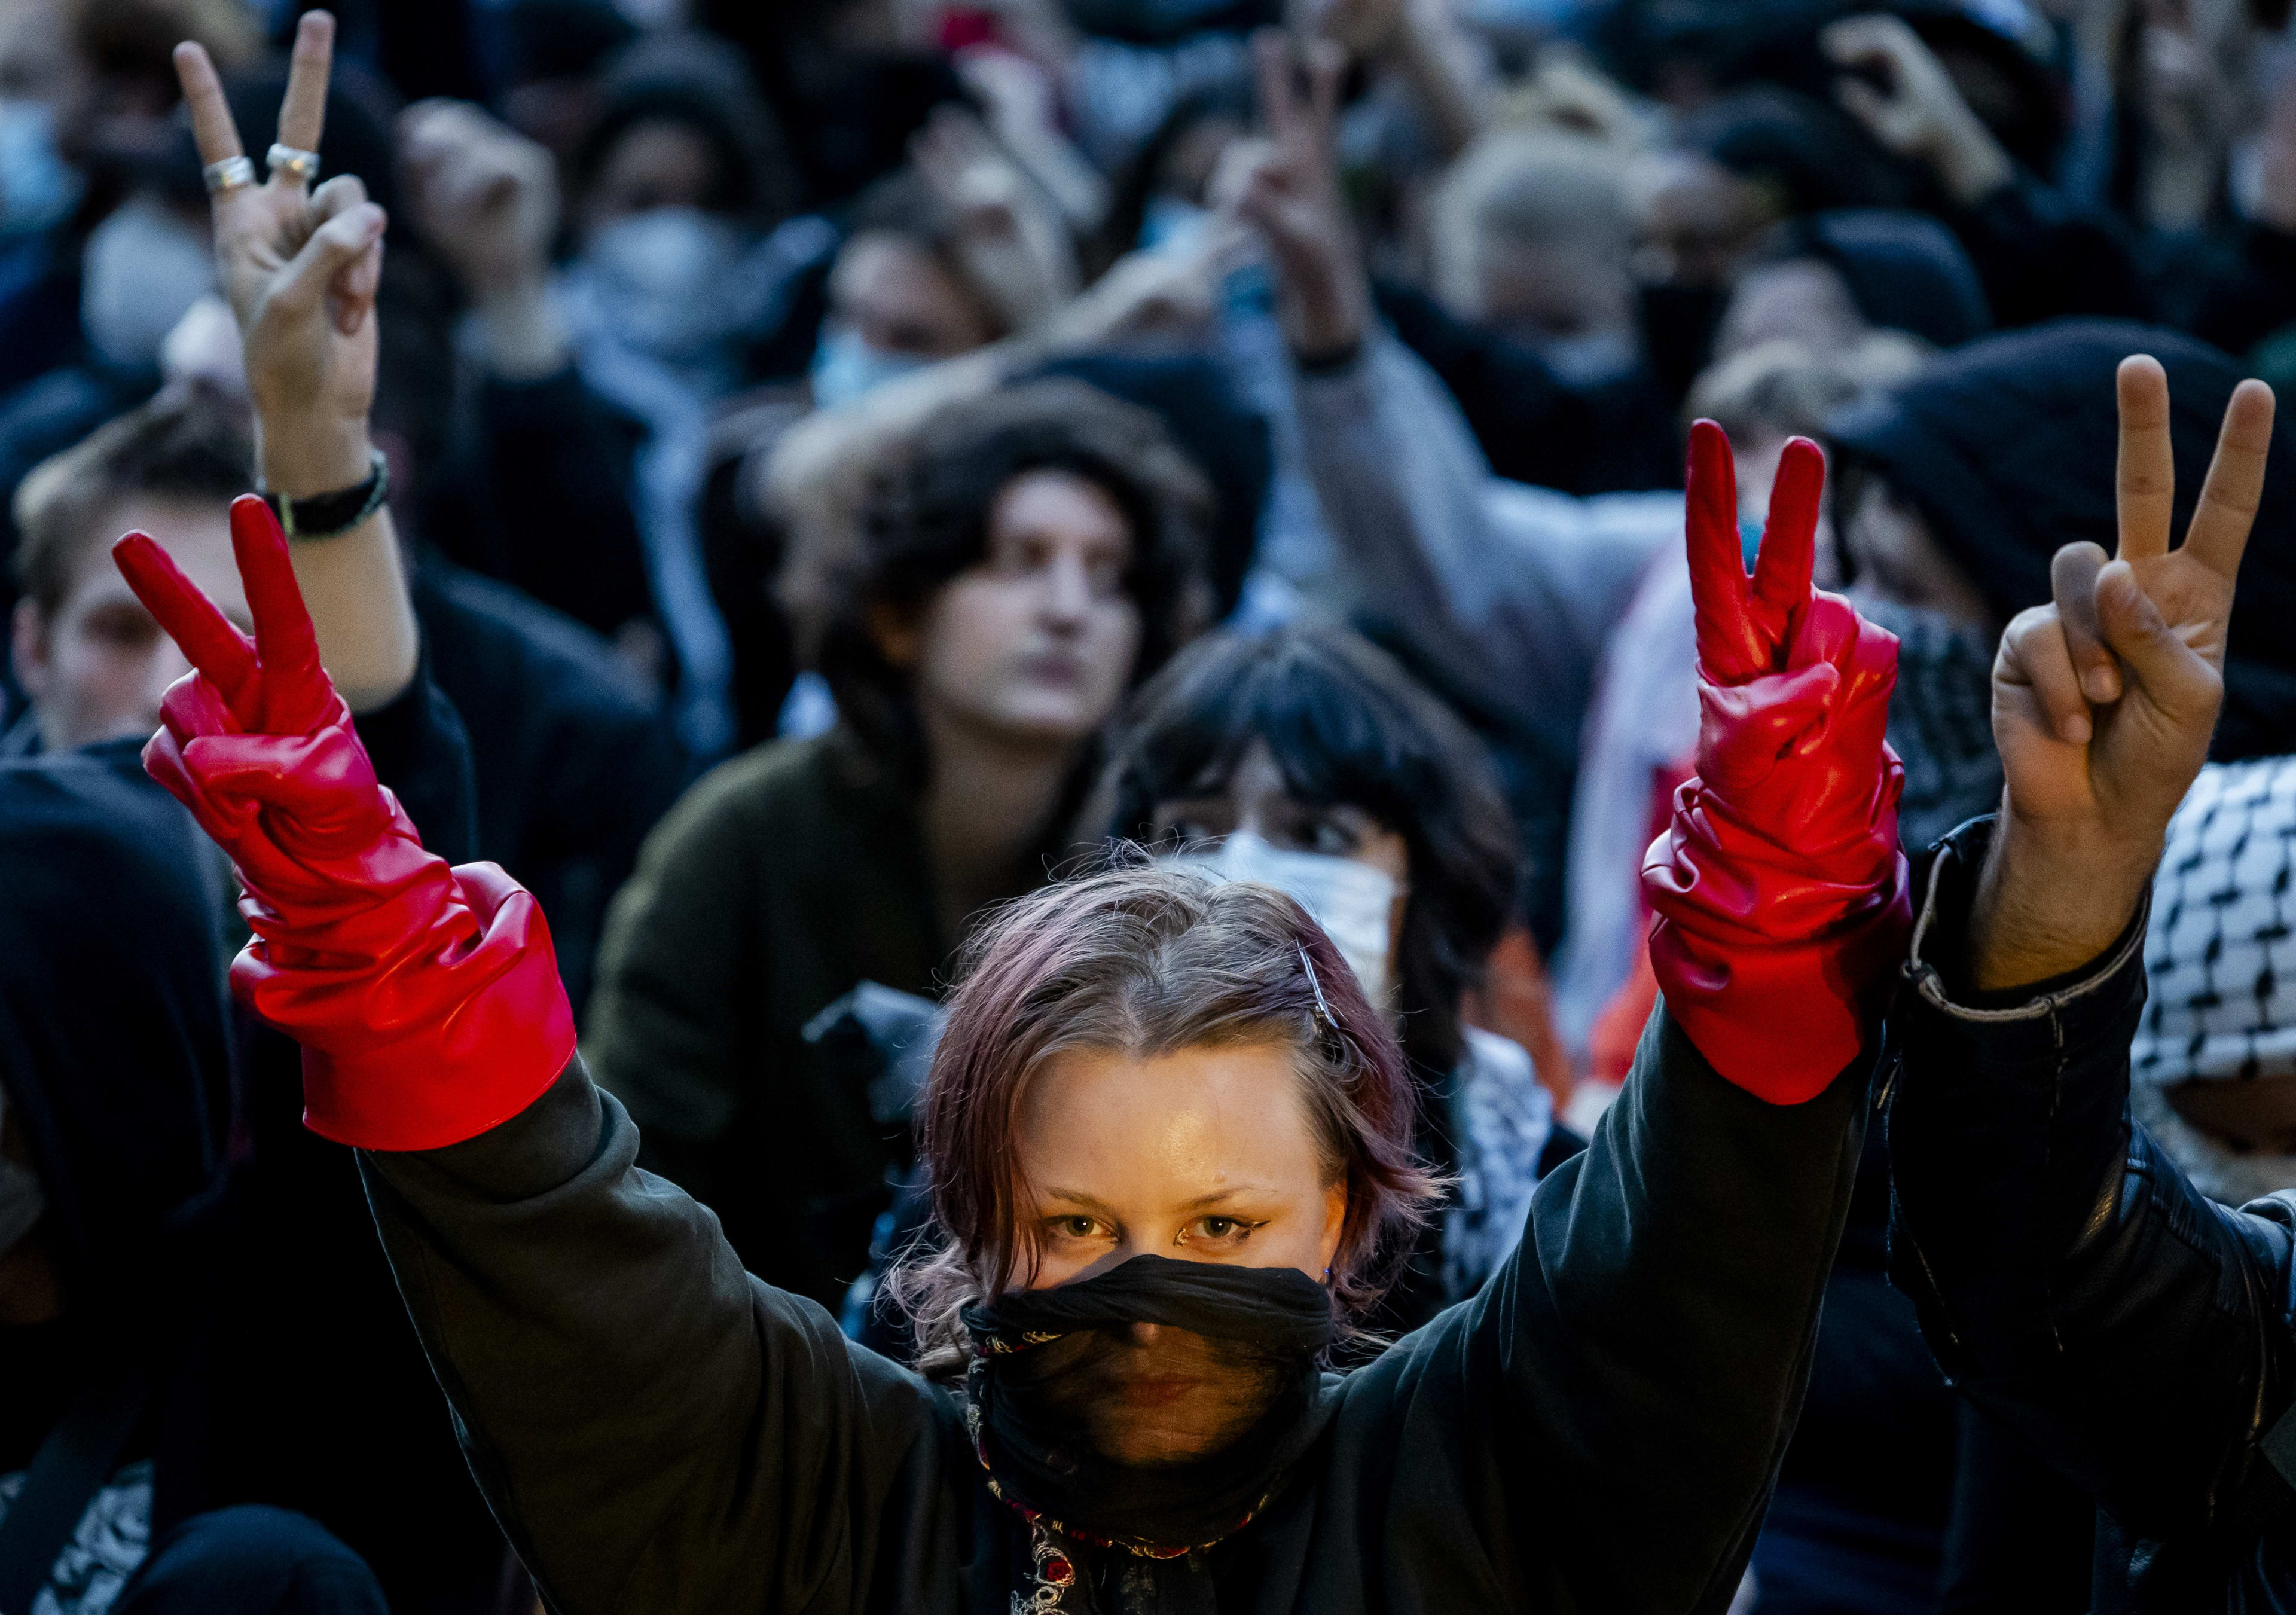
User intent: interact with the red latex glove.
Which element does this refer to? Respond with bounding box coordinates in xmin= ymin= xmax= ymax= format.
xmin=1641 ymin=422 xmax=1910 ymax=1104
xmin=112 ymin=497 xmax=575 ymax=1150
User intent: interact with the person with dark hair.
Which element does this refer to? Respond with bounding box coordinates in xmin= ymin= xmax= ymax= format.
xmin=1093 ymin=623 xmax=1580 ymax=1325
xmin=567 ymin=29 xmax=795 ymax=236
xmin=584 ymin=377 xmax=1213 ymax=1305
xmin=1825 ymin=319 xmax=2296 ymax=762
xmin=552 ymin=29 xmax=829 ymax=753
xmin=1714 ymin=207 xmax=1993 ymax=360
xmin=0 ymin=737 xmax=393 ymax=1615
xmin=805 ymin=168 xmax=1018 ymax=411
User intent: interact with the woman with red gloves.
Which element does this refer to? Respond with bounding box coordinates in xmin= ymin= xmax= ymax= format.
xmin=111 ymin=400 xmax=1906 ymax=1611
xmin=118 ymin=36 xmax=1913 ymax=1601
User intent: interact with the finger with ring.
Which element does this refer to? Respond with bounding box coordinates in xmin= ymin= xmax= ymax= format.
xmin=204 ymin=155 xmax=257 ymax=194
xmin=267 ymin=144 xmax=322 ymax=185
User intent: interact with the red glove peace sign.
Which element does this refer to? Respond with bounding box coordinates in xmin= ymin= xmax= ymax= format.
xmin=1644 ymin=421 xmax=1909 ymax=1104
xmin=1685 ymin=419 xmax=1820 ymax=682
xmin=112 ymin=502 xmax=574 ymax=1152
xmin=115 ymin=496 xmax=391 ymax=868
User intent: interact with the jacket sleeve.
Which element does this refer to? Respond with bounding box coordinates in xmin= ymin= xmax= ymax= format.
xmin=1457 ymin=1002 xmax=1870 ymax=1611
xmin=1886 ymin=816 xmax=2296 ymax=1544
xmin=1291 ymin=332 xmax=1673 ymax=759
xmin=359 ymin=1057 xmax=963 ymax=1615
xmin=581 ymin=760 xmax=761 ymax=1208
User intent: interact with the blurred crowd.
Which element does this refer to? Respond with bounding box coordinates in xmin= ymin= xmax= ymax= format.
xmin=3 ymin=0 xmax=2296 ymax=1610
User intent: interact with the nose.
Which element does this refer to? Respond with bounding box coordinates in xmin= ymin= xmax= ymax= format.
xmin=1039 ymin=549 xmax=1093 ymax=628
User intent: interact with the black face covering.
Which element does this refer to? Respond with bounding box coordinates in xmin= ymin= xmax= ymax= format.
xmin=1853 ymin=597 xmax=2003 ymax=852
xmin=963 ymin=1256 xmax=1336 ymax=1562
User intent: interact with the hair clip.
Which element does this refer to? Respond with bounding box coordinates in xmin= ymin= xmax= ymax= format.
xmin=1297 ymin=944 xmax=1335 ymax=1027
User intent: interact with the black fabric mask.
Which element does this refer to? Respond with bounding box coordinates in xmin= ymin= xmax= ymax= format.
xmin=963 ymin=1256 xmax=1336 ymax=1564
xmin=1636 ymin=280 xmax=1724 ymax=405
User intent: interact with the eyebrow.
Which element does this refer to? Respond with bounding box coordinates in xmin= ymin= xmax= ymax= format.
xmin=1036 ymin=1186 xmax=1266 ymax=1217
xmin=1037 ymin=1188 xmax=1118 ymax=1217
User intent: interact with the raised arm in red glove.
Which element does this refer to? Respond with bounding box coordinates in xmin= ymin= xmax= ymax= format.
xmin=1642 ymin=422 xmax=1910 ymax=1104
xmin=113 ymin=496 xmax=575 ymax=1150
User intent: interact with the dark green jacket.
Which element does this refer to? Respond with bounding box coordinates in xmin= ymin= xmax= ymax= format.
xmin=361 ymin=1006 xmax=1868 ymax=1613
xmin=583 ymin=726 xmax=949 ymax=1306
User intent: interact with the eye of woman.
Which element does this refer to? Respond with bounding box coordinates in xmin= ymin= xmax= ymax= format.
xmin=1177 ymin=1215 xmax=1267 ymax=1251
xmin=1043 ymin=1213 xmax=1109 ymax=1244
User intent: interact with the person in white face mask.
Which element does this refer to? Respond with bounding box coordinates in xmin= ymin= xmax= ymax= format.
xmin=1091 ymin=622 xmax=1578 ymax=1324
xmin=79 ymin=193 xmax=215 ymax=371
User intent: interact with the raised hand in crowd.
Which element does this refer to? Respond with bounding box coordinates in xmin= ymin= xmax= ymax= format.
xmin=398 ymin=98 xmax=569 ymax=380
xmin=1821 ymin=14 xmax=2014 ymax=207
xmin=176 ymin=9 xmax=416 ymax=713
xmin=951 ymin=46 xmax=1109 ymax=233
xmin=909 ymin=101 xmax=1080 ymax=332
xmin=1645 ymin=423 xmax=1909 ymax=1100
xmin=1289 ymin=0 xmax=1490 ymax=157
xmin=1218 ymin=30 xmax=1371 ymax=365
xmin=1969 ymin=357 xmax=2275 ymax=990
xmin=114 ymin=499 xmax=573 ymax=1150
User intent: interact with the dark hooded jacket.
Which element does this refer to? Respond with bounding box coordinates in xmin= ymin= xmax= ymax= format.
xmin=1827 ymin=320 xmax=2296 ymax=761
xmin=0 ymin=741 xmax=231 ymax=1532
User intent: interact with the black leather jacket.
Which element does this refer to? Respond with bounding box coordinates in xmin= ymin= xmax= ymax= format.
xmin=1887 ymin=817 xmax=2296 ymax=1611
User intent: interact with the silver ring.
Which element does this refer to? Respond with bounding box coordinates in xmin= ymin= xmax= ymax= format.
xmin=265 ymin=143 xmax=320 ymax=184
xmin=201 ymin=155 xmax=257 ymax=194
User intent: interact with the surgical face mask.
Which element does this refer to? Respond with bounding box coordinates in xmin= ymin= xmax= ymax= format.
xmin=0 ymin=99 xmax=80 ymax=238
xmin=1138 ymin=194 xmax=1209 ymax=254
xmin=1175 ymin=831 xmax=1399 ymax=1010
xmin=81 ymin=195 xmax=215 ymax=369
xmin=0 ymin=1083 xmax=47 ymax=1260
xmin=583 ymin=206 xmax=748 ymax=362
xmin=807 ymin=323 xmax=930 ymax=410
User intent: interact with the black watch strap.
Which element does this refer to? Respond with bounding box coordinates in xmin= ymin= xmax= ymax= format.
xmin=261 ymin=447 xmax=390 ymax=539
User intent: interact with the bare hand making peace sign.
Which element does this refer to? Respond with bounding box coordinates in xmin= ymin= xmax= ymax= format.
xmin=1971 ymin=358 xmax=2276 ymax=990
xmin=178 ymin=10 xmax=382 ymax=498
xmin=153 ymin=9 xmax=416 ymax=713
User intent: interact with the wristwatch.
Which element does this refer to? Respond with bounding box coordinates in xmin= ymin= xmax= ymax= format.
xmin=259 ymin=447 xmax=390 ymax=540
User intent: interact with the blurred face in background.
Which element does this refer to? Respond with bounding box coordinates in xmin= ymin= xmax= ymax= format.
xmin=579 ymin=114 xmax=723 ymax=237
xmin=1631 ymin=151 xmax=1782 ymax=287
xmin=884 ymin=469 xmax=1142 ymax=751
xmin=828 ymin=231 xmax=998 ymax=359
xmin=0 ymin=0 xmax=83 ymax=234
xmin=1713 ymin=258 xmax=1866 ymax=359
xmin=11 ymin=497 xmax=245 ymax=753
xmin=811 ymin=230 xmax=1000 ymax=406
xmin=1840 ymin=474 xmax=1991 ymax=626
